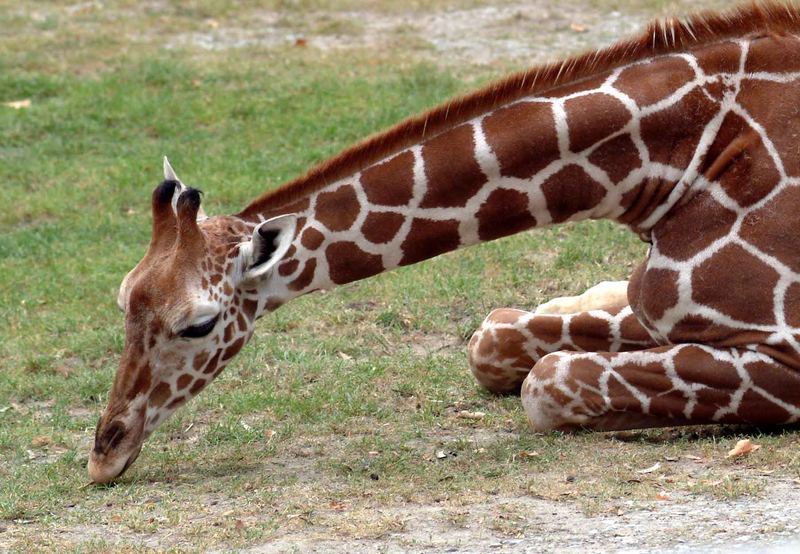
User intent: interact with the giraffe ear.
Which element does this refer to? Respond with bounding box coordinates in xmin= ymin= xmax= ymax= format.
xmin=163 ymin=156 xmax=179 ymax=182
xmin=242 ymin=214 xmax=297 ymax=281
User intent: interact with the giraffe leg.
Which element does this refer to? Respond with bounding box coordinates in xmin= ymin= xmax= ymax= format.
xmin=522 ymin=344 xmax=800 ymax=432
xmin=534 ymin=280 xmax=630 ymax=315
xmin=467 ymin=305 xmax=655 ymax=394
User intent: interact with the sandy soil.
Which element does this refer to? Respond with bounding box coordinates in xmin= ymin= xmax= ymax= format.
xmin=168 ymin=2 xmax=655 ymax=67
xmin=245 ymin=484 xmax=800 ymax=553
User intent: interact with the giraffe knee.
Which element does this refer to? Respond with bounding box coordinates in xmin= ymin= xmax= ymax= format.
xmin=521 ymin=354 xmax=589 ymax=432
xmin=467 ymin=308 xmax=532 ymax=394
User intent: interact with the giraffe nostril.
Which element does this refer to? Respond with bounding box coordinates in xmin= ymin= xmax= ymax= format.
xmin=94 ymin=421 xmax=126 ymax=454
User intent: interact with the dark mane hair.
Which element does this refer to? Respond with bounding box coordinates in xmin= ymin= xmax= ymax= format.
xmin=239 ymin=1 xmax=800 ymax=219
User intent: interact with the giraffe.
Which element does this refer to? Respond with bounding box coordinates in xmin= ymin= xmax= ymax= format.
xmin=89 ymin=2 xmax=800 ymax=483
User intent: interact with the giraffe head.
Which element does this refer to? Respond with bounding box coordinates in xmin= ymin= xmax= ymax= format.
xmin=88 ymin=159 xmax=297 ymax=483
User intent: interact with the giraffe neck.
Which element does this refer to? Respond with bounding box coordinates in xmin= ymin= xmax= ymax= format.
xmin=244 ymin=37 xmax=753 ymax=311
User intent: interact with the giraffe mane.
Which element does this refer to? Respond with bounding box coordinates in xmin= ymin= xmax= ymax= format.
xmin=239 ymin=0 xmax=800 ymax=219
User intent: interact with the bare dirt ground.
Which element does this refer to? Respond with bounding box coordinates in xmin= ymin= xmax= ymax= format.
xmin=250 ymin=485 xmax=800 ymax=553
xmin=165 ymin=1 xmax=733 ymax=69
xmin=169 ymin=3 xmax=646 ymax=67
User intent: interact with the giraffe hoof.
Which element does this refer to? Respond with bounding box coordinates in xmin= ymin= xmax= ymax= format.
xmin=520 ymin=356 xmax=590 ymax=432
xmin=535 ymin=281 xmax=629 ymax=314
xmin=467 ymin=309 xmax=532 ymax=394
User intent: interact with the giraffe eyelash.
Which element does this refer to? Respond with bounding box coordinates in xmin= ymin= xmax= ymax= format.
xmin=178 ymin=314 xmax=220 ymax=339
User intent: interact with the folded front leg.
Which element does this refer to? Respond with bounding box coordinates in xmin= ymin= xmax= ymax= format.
xmin=522 ymin=344 xmax=800 ymax=431
xmin=468 ymin=305 xmax=655 ymax=394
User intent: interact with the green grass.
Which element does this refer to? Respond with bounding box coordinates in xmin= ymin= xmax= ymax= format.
xmin=0 ymin=0 xmax=793 ymax=551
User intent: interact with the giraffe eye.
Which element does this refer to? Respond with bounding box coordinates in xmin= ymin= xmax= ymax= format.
xmin=179 ymin=314 xmax=219 ymax=339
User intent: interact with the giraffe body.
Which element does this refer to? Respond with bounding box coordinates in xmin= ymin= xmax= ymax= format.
xmin=90 ymin=3 xmax=800 ymax=483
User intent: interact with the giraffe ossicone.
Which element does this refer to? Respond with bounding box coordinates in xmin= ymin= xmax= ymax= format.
xmin=162 ymin=155 xmax=207 ymax=220
xmin=90 ymin=2 xmax=800 ymax=483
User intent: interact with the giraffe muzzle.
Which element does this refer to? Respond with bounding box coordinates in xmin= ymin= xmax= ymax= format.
xmin=88 ymin=443 xmax=143 ymax=484
xmin=88 ymin=415 xmax=146 ymax=483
